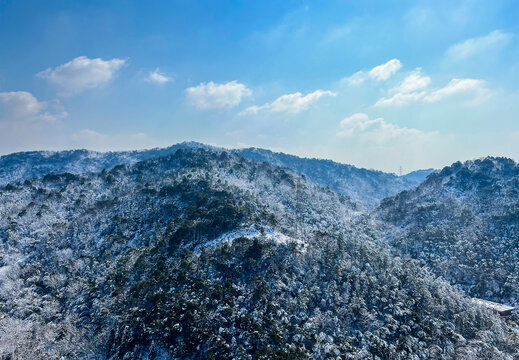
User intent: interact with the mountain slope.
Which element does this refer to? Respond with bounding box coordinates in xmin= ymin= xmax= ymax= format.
xmin=377 ymin=157 xmax=519 ymax=306
xmin=235 ymin=147 xmax=435 ymax=208
xmin=0 ymin=149 xmax=516 ymax=359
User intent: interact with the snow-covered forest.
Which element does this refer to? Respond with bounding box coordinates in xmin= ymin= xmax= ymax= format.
xmin=0 ymin=146 xmax=518 ymax=359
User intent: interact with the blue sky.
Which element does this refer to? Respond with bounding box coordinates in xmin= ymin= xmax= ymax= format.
xmin=0 ymin=0 xmax=518 ymax=172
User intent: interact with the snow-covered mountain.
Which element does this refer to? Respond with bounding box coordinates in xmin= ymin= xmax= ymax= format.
xmin=0 ymin=142 xmax=435 ymax=208
xmin=1 ymin=149 xmax=514 ymax=359
xmin=236 ymin=147 xmax=435 ymax=208
xmin=377 ymin=157 xmax=519 ymax=306
xmin=0 ymin=142 xmax=214 ymax=187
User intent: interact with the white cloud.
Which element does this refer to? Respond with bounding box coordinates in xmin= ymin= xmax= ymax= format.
xmin=240 ymin=89 xmax=336 ymax=115
xmin=374 ymin=69 xmax=488 ymax=107
xmin=337 ymin=113 xmax=382 ymax=136
xmin=343 ymin=59 xmax=402 ymax=85
xmin=186 ymin=81 xmax=251 ymax=109
xmin=37 ymin=56 xmax=126 ymax=96
xmin=0 ymin=91 xmax=66 ymax=123
xmin=368 ymin=59 xmax=402 ymax=81
xmin=391 ymin=69 xmax=431 ymax=94
xmin=446 ymin=30 xmax=512 ymax=60
xmin=344 ymin=71 xmax=368 ymax=86
xmin=424 ymin=78 xmax=487 ymax=103
xmin=0 ymin=91 xmax=42 ymax=119
xmin=333 ymin=113 xmax=452 ymax=173
xmin=337 ymin=112 xmax=436 ymax=144
xmin=374 ymin=69 xmax=430 ymax=107
xmin=146 ymin=68 xmax=174 ymax=84
xmin=374 ymin=91 xmax=427 ymax=107
xmin=0 ymin=91 xmax=67 ymax=154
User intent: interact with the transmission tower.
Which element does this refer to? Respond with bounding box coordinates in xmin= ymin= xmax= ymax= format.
xmin=294 ymin=178 xmax=305 ymax=239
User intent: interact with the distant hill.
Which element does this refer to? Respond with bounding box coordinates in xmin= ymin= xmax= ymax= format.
xmin=400 ymin=168 xmax=436 ymax=183
xmin=235 ymin=147 xmax=435 ymax=207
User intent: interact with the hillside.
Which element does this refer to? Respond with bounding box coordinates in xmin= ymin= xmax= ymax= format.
xmin=0 ymin=149 xmax=515 ymax=359
xmin=235 ymin=148 xmax=435 ymax=208
xmin=0 ymin=143 xmax=434 ymax=208
xmin=377 ymin=157 xmax=519 ymax=306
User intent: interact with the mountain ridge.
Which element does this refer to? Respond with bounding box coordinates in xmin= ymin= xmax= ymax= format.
xmin=0 ymin=142 xmax=435 ymax=208
xmin=235 ymin=147 xmax=435 ymax=207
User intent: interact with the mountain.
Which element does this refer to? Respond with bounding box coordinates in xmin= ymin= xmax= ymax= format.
xmin=377 ymin=157 xmax=519 ymax=306
xmin=235 ymin=148 xmax=435 ymax=208
xmin=0 ymin=142 xmax=215 ymax=187
xmin=401 ymin=168 xmax=437 ymax=184
xmin=0 ymin=143 xmax=435 ymax=208
xmin=0 ymin=149 xmax=515 ymax=359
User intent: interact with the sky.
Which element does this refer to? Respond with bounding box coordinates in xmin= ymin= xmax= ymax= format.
xmin=0 ymin=0 xmax=518 ymax=173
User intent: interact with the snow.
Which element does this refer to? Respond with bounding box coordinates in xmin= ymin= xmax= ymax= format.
xmin=194 ymin=226 xmax=306 ymax=254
